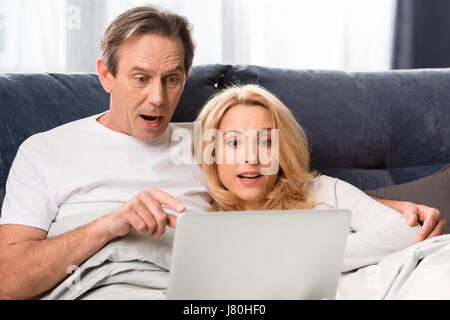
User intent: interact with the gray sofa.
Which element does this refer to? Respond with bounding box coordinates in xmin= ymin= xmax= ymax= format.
xmin=1 ymin=64 xmax=449 ymax=221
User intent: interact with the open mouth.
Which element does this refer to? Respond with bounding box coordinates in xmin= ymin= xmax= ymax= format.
xmin=237 ymin=174 xmax=262 ymax=180
xmin=140 ymin=114 xmax=162 ymax=122
xmin=237 ymin=172 xmax=263 ymax=185
xmin=140 ymin=114 xmax=163 ymax=128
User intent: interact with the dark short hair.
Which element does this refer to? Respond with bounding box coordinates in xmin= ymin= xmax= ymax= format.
xmin=100 ymin=5 xmax=195 ymax=77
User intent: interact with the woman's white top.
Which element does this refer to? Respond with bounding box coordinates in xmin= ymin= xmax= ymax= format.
xmin=309 ymin=175 xmax=420 ymax=272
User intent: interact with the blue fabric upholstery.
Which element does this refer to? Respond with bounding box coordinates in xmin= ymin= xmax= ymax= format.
xmin=221 ymin=65 xmax=450 ymax=189
xmin=1 ymin=64 xmax=449 ymax=210
xmin=0 ymin=73 xmax=109 ymax=209
xmin=172 ymin=64 xmax=232 ymax=122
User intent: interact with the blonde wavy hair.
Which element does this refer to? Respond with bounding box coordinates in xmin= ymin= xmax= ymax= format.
xmin=196 ymin=84 xmax=318 ymax=211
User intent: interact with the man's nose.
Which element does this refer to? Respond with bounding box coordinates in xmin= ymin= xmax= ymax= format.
xmin=146 ymin=79 xmax=165 ymax=107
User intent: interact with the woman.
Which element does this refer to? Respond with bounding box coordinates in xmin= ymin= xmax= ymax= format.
xmin=196 ymin=84 xmax=420 ymax=273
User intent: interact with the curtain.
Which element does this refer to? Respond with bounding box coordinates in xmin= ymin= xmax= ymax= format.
xmin=221 ymin=0 xmax=396 ymax=71
xmin=0 ymin=0 xmax=396 ymax=73
xmin=0 ymin=0 xmax=66 ymax=72
xmin=393 ymin=0 xmax=450 ymax=69
xmin=65 ymin=0 xmax=107 ymax=73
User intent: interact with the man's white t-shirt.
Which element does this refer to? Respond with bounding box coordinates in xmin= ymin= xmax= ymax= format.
xmin=0 ymin=112 xmax=212 ymax=231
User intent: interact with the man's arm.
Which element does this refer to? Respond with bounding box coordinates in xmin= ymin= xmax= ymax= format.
xmin=0 ymin=219 xmax=111 ymax=299
xmin=0 ymin=188 xmax=184 ymax=300
xmin=369 ymin=195 xmax=446 ymax=242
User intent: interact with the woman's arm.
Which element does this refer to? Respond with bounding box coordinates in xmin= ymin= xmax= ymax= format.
xmin=333 ymin=178 xmax=421 ymax=272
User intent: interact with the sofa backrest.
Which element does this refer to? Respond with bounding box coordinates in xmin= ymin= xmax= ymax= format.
xmin=1 ymin=64 xmax=449 ymax=209
xmin=0 ymin=73 xmax=109 ymax=210
xmin=220 ymin=65 xmax=450 ymax=190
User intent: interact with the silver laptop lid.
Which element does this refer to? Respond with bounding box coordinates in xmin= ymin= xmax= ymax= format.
xmin=168 ymin=209 xmax=351 ymax=300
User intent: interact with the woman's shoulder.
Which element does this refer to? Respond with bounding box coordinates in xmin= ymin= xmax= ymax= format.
xmin=310 ymin=174 xmax=376 ymax=210
xmin=308 ymin=174 xmax=339 ymax=191
xmin=308 ymin=174 xmax=339 ymax=209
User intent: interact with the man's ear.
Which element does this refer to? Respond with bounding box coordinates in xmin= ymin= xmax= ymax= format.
xmin=97 ymin=58 xmax=113 ymax=94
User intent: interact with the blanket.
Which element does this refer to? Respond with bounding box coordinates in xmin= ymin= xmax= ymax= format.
xmin=40 ymin=210 xmax=173 ymax=300
xmin=337 ymin=234 xmax=450 ymax=299
xmin=40 ymin=210 xmax=450 ymax=299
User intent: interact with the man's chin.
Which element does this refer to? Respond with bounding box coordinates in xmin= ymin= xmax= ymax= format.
xmin=136 ymin=123 xmax=169 ymax=142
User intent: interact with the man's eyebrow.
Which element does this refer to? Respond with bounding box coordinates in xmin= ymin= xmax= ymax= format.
xmin=130 ymin=67 xmax=151 ymax=73
xmin=166 ymin=66 xmax=185 ymax=74
xmin=130 ymin=66 xmax=185 ymax=74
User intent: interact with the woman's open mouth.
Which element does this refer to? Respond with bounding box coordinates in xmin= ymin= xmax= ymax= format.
xmin=238 ymin=172 xmax=262 ymax=185
xmin=140 ymin=114 xmax=163 ymax=128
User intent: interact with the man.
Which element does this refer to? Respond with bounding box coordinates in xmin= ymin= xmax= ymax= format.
xmin=0 ymin=5 xmax=445 ymax=300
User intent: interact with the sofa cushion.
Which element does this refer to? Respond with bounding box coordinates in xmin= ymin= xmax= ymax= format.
xmin=220 ymin=65 xmax=450 ymax=189
xmin=366 ymin=164 xmax=450 ymax=233
xmin=322 ymin=163 xmax=446 ymax=191
xmin=0 ymin=73 xmax=110 ymax=210
xmin=172 ymin=64 xmax=231 ymax=122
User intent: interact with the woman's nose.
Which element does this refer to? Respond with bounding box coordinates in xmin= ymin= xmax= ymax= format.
xmin=244 ymin=139 xmax=258 ymax=164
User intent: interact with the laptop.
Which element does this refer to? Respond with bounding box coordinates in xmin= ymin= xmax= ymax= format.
xmin=167 ymin=209 xmax=351 ymax=300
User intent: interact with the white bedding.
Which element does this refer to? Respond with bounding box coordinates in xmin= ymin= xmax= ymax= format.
xmin=40 ymin=210 xmax=172 ymax=300
xmin=337 ymin=233 xmax=450 ymax=299
xmin=40 ymin=210 xmax=450 ymax=300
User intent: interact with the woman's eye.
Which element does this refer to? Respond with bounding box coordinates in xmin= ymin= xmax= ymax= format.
xmin=259 ymin=139 xmax=271 ymax=147
xmin=226 ymin=139 xmax=240 ymax=147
